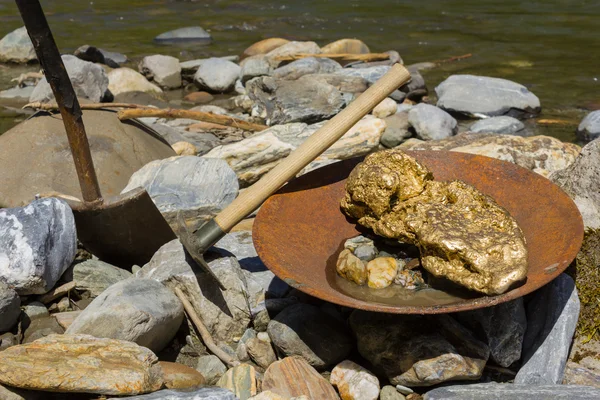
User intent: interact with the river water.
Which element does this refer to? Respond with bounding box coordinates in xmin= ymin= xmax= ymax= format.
xmin=0 ymin=0 xmax=598 ymax=141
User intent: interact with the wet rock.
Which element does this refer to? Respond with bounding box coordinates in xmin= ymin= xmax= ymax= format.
xmin=194 ymin=58 xmax=241 ymax=93
xmin=139 ymin=54 xmax=182 ymax=89
xmin=577 ymin=110 xmax=600 ymax=142
xmin=0 ymin=198 xmax=76 ymax=295
xmin=563 ymin=362 xmax=600 ymax=388
xmin=515 ymin=274 xmax=580 ymax=384
xmin=246 ymin=336 xmax=278 ymax=369
xmin=74 ymin=44 xmax=118 ymax=67
xmin=160 ymin=361 xmax=206 ymax=389
xmin=263 ymin=357 xmax=340 ymax=399
xmin=422 ymin=382 xmax=600 ymax=400
xmin=109 ymin=387 xmax=237 ymax=399
xmin=350 ymin=311 xmax=489 ymax=387
xmin=366 ymin=257 xmax=397 ymax=289
xmin=321 ymin=39 xmax=370 ymax=54
xmin=272 ymin=57 xmax=341 ymax=80
xmin=0 ymin=282 xmax=20 ymax=332
xmin=373 ymin=98 xmax=398 ymax=119
xmin=469 ymin=116 xmax=525 ymax=134
xmin=265 ymin=41 xmax=321 ymax=67
xmin=267 ymin=303 xmax=353 ymax=369
xmin=381 ymin=112 xmax=412 ymax=148
xmin=0 ymin=334 xmax=163 ymax=395
xmin=455 ymin=298 xmax=526 ymax=367
xmin=30 ymin=55 xmax=108 ymax=103
xmin=196 ymin=355 xmax=228 ymax=385
xmin=139 ymin=240 xmax=263 ymax=344
xmin=122 ymin=156 xmax=238 ymax=230
xmin=217 ymin=364 xmax=258 ymax=400
xmin=408 ymin=103 xmax=457 ymax=140
xmin=400 ymin=132 xmax=580 ymax=178
xmin=154 ymin=26 xmax=212 ymax=44
xmin=0 ymin=85 xmax=35 ymax=101
xmin=64 ymin=259 xmax=132 ymax=298
xmin=240 ymin=55 xmax=273 ymax=83
xmin=108 ymin=67 xmax=163 ymax=96
xmin=242 ymin=38 xmax=290 ymax=59
xmin=184 ymin=91 xmax=214 ymax=104
xmin=330 ymin=360 xmax=380 ymax=400
xmin=246 ymin=75 xmax=344 ymax=125
xmin=0 ymin=26 xmax=35 ymax=63
xmin=435 ymin=74 xmax=541 ymax=118
xmin=66 ymin=278 xmax=184 ymax=353
xmin=336 ymin=249 xmax=368 ymax=285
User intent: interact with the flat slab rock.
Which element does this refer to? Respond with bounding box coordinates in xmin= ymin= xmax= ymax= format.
xmin=423 ymin=383 xmax=600 ymax=400
xmin=0 ymin=334 xmax=163 ymax=395
xmin=109 ymin=387 xmax=237 ymax=399
xmin=262 ymin=357 xmax=340 ymax=399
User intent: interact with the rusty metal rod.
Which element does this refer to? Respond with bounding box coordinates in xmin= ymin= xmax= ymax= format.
xmin=16 ymin=0 xmax=102 ymax=203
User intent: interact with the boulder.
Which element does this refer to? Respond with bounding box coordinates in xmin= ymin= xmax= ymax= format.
xmin=246 ymin=75 xmax=344 ymax=125
xmin=66 ymin=278 xmax=184 ymax=353
xmin=469 ymin=116 xmax=525 ymax=134
xmin=576 ymin=110 xmax=600 ymax=142
xmin=262 ymin=357 xmax=340 ymax=399
xmin=0 ymin=282 xmax=20 ymax=332
xmin=63 ymin=259 xmax=132 ymax=298
xmin=0 ymin=198 xmax=76 ymax=295
xmin=108 ymin=67 xmax=163 ymax=96
xmin=0 ymin=26 xmax=36 ymax=63
xmin=435 ymin=74 xmax=541 ymax=118
xmin=407 ymin=103 xmax=457 ymax=140
xmin=154 ymin=27 xmax=212 ymax=44
xmin=121 ymin=156 xmax=238 ymax=230
xmin=139 ymin=54 xmax=182 ymax=89
xmin=330 ymin=360 xmax=380 ymax=400
xmin=194 ymin=58 xmax=241 ymax=93
xmin=349 ymin=311 xmax=489 ymax=386
xmin=423 ymin=383 xmax=600 ymax=400
xmin=267 ymin=303 xmax=353 ymax=369
xmin=242 ymin=38 xmax=290 ymax=59
xmin=321 ymin=39 xmax=370 ymax=54
xmin=272 ymin=57 xmax=341 ymax=80
xmin=399 ymin=132 xmax=580 ymax=178
xmin=0 ymin=334 xmax=163 ymax=395
xmin=30 ymin=55 xmax=108 ymax=103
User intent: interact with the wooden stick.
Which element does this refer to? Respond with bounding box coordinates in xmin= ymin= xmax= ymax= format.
xmin=118 ymin=108 xmax=268 ymax=132
xmin=38 ymin=281 xmax=76 ymax=304
xmin=24 ymin=102 xmax=144 ymax=111
xmin=434 ymin=53 xmax=473 ymax=64
xmin=273 ymin=52 xmax=391 ymax=62
xmin=174 ymin=286 xmax=240 ymax=367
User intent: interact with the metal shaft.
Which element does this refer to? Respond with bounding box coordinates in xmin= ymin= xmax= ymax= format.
xmin=16 ymin=0 xmax=102 ymax=203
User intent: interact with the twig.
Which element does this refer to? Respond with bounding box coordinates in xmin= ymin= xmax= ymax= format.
xmin=174 ymin=286 xmax=240 ymax=367
xmin=433 ymin=53 xmax=473 ymax=64
xmin=273 ymin=52 xmax=391 ymax=62
xmin=118 ymin=108 xmax=268 ymax=132
xmin=38 ymin=281 xmax=76 ymax=304
xmin=23 ymin=102 xmax=144 ymax=111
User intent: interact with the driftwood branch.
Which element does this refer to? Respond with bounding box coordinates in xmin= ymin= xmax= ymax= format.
xmin=273 ymin=52 xmax=391 ymax=62
xmin=174 ymin=286 xmax=240 ymax=368
xmin=117 ymin=108 xmax=268 ymax=132
xmin=433 ymin=53 xmax=473 ymax=64
xmin=23 ymin=102 xmax=144 ymax=111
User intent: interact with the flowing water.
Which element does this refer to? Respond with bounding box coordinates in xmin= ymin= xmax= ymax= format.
xmin=0 ymin=0 xmax=598 ymax=140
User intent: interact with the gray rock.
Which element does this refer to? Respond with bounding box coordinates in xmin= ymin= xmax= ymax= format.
xmin=235 ymin=328 xmax=257 ymax=361
xmin=101 ymin=49 xmax=128 ymax=65
xmin=21 ymin=301 xmax=48 ymax=322
xmin=22 ymin=316 xmax=64 ymax=343
xmin=0 ymin=198 xmax=77 ymax=295
xmin=423 ymin=383 xmax=600 ymax=400
xmin=515 ymin=274 xmax=580 ymax=384
xmin=64 ymin=259 xmax=132 ymax=298
xmin=335 ymin=65 xmax=391 ymax=85
xmin=246 ymin=76 xmax=344 ymax=125
xmin=469 ymin=116 xmax=525 ymax=134
xmin=350 ymin=311 xmax=489 ymax=386
xmin=0 ymin=26 xmax=35 ymax=63
xmin=74 ymin=45 xmax=120 ymax=68
xmin=408 ymin=103 xmax=457 ymax=140
xmin=550 ymin=138 xmax=600 ymax=229
xmin=30 ymin=55 xmax=108 ymax=103
xmin=149 ymin=123 xmax=188 ymax=145
xmin=0 ymin=282 xmax=20 ymax=332
xmin=194 ymin=58 xmax=241 ymax=93
xmin=380 ymin=386 xmax=406 ymax=400
xmin=121 ymin=156 xmax=238 ymax=230
xmin=181 ymin=132 xmax=222 ymax=156
xmin=240 ymin=55 xmax=273 ymax=84
xmin=154 ymin=27 xmax=212 ymax=44
xmin=435 ymin=74 xmax=541 ymax=118
xmin=196 ymin=355 xmax=228 ymax=385
xmin=108 ymin=387 xmax=236 ymax=399
xmin=576 ymin=110 xmax=600 ymax=142
xmin=267 ymin=303 xmax=353 ymax=369
xmin=455 ymin=298 xmax=526 ymax=367
xmin=138 ymin=240 xmax=263 ymax=344
xmin=0 ymin=85 xmax=35 ymax=101
xmin=139 ymin=54 xmax=182 ymax=89
xmin=381 ymin=112 xmax=412 ymax=148
xmin=66 ymin=278 xmax=184 ymax=353
xmin=306 ymin=73 xmax=368 ymax=93
xmin=401 ymin=68 xmax=427 ymax=95
xmin=354 ymin=244 xmax=378 ymax=262
xmin=272 ymin=57 xmax=341 ymax=80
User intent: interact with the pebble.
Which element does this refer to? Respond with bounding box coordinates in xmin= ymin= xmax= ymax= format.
xmin=0 ymin=26 xmax=36 ymax=63
xmin=395 ymin=385 xmax=414 ymax=395
xmin=379 ymin=111 xmax=413 ymax=147
xmin=373 ymin=98 xmax=398 ymax=118
xmin=217 ymin=364 xmax=258 ymax=400
xmin=576 ymin=110 xmax=600 ymax=142
xmin=159 ymin=361 xmax=206 ymax=389
xmin=407 ymin=103 xmax=458 ymax=140
xmin=108 ymin=67 xmax=163 ymax=96
xmin=194 ymin=58 xmax=241 ymax=93
xmin=64 ymin=258 xmax=132 ymax=298
xmin=262 ymin=357 xmax=340 ymax=399
xmin=184 ymin=91 xmax=214 ymax=104
xmin=469 ymin=116 xmax=525 ymax=134
xmin=139 ymin=54 xmax=182 ymax=89
xmin=172 ymin=141 xmax=198 ymax=156
xmin=366 ymin=257 xmax=397 ymax=289
xmin=246 ymin=336 xmax=278 ymax=369
xmin=154 ymin=26 xmax=212 ymax=44
xmin=196 ymin=355 xmax=228 ymax=385
xmin=344 ymin=235 xmax=374 ymax=251
xmin=330 ymin=360 xmax=380 ymax=400
xmin=354 ymin=244 xmax=378 ymax=262
xmin=336 ymin=249 xmax=368 ymax=285
xmin=21 ymin=301 xmax=48 ymax=322
xmin=0 ymin=282 xmax=20 ymax=332
xmin=380 ymin=386 xmax=406 ymax=400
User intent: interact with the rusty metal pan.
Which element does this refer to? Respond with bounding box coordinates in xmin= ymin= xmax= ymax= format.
xmin=253 ymin=150 xmax=584 ymax=313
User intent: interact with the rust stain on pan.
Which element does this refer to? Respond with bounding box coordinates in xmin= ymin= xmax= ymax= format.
xmin=253 ymin=151 xmax=584 ymax=314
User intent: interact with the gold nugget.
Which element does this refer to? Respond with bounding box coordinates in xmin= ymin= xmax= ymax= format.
xmin=340 ymin=149 xmax=528 ymax=295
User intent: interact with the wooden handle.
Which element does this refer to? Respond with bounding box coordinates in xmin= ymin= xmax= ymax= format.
xmin=214 ymin=63 xmax=411 ymax=232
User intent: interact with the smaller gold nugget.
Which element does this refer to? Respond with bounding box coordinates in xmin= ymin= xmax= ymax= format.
xmin=340 ymin=149 xmax=528 ymax=295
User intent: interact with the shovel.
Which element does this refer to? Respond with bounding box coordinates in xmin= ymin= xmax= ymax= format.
xmin=17 ymin=0 xmax=411 ymax=288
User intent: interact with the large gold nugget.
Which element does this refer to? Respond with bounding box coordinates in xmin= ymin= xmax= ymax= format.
xmin=340 ymin=150 xmax=528 ymax=295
